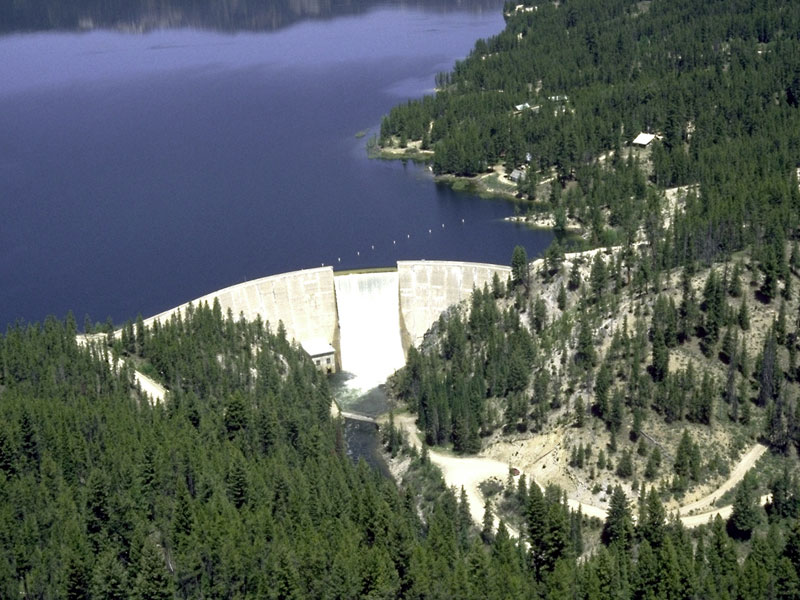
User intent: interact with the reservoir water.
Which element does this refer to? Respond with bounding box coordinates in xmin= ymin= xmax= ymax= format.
xmin=0 ymin=0 xmax=553 ymax=330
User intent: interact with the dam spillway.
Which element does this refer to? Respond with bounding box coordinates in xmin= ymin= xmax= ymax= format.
xmin=334 ymin=272 xmax=406 ymax=391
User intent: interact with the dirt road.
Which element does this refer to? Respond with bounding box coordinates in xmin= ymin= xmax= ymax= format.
xmin=389 ymin=412 xmax=770 ymax=530
xmin=678 ymin=443 xmax=768 ymax=516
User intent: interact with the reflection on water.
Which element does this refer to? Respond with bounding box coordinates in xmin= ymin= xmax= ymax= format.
xmin=1 ymin=0 xmax=505 ymax=34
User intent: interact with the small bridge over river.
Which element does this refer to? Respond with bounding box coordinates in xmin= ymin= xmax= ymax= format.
xmin=340 ymin=411 xmax=379 ymax=425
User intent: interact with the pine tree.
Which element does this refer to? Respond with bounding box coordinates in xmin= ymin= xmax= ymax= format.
xmin=651 ymin=327 xmax=668 ymax=382
xmin=783 ymin=518 xmax=800 ymax=571
xmin=738 ymin=297 xmax=751 ymax=330
xmin=674 ymin=430 xmax=696 ymax=481
xmin=644 ymin=447 xmax=661 ymax=481
xmin=574 ymin=396 xmax=585 ymax=428
xmin=568 ymin=260 xmax=581 ymax=291
xmin=135 ymin=314 xmax=146 ymax=356
xmin=728 ymin=471 xmax=761 ymax=540
xmin=86 ymin=469 xmax=110 ymax=541
xmin=227 ymin=455 xmax=249 ymax=509
xmin=576 ymin=314 xmax=596 ymax=369
xmin=729 ymin=262 xmax=742 ymax=297
xmin=777 ymin=301 xmax=788 ymax=345
xmin=65 ymin=554 xmax=89 ymax=600
xmin=134 ymin=539 xmax=174 ymax=600
xmin=172 ymin=487 xmax=194 ymax=546
xmin=595 ymin=361 xmax=612 ymax=419
xmin=0 ymin=424 xmax=16 ymax=476
xmin=19 ymin=409 xmax=39 ymax=469
xmin=527 ymin=483 xmax=547 ymax=571
xmin=768 ymin=464 xmax=799 ymax=521
xmin=615 ymin=449 xmax=633 ymax=479
xmin=225 ymin=391 xmax=249 ymax=439
xmin=590 ymin=253 xmax=607 ymax=303
xmin=758 ymin=328 xmax=781 ymax=406
xmin=540 ymin=503 xmax=570 ymax=573
xmin=91 ymin=550 xmax=129 ymax=600
xmin=775 ymin=556 xmax=800 ymax=599
xmin=602 ymin=486 xmax=633 ymax=549
xmin=457 ymin=487 xmax=472 ymax=551
xmin=481 ymin=499 xmax=495 ymax=545
xmin=511 ymin=245 xmax=529 ymax=289
xmin=639 ymin=487 xmax=666 ymax=549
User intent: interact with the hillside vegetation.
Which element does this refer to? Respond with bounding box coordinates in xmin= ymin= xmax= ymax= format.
xmin=5 ymin=0 xmax=800 ymax=597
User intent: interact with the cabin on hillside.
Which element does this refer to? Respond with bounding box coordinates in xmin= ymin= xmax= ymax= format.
xmin=632 ymin=132 xmax=657 ymax=147
xmin=301 ymin=339 xmax=336 ymax=374
xmin=510 ymin=169 xmax=525 ymax=183
xmin=513 ymin=102 xmax=540 ymax=115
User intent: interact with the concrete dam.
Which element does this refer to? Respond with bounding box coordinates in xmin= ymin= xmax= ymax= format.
xmin=143 ymin=260 xmax=511 ymax=386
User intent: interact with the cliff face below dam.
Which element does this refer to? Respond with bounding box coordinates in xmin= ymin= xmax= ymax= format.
xmin=142 ymin=260 xmax=511 ymax=377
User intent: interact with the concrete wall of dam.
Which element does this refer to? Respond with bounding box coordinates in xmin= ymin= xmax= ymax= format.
xmin=142 ymin=267 xmax=340 ymax=360
xmin=142 ymin=260 xmax=512 ymax=369
xmin=397 ymin=260 xmax=512 ymax=350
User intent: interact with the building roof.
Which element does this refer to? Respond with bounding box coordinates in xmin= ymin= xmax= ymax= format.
xmin=510 ymin=169 xmax=525 ymax=181
xmin=301 ymin=339 xmax=335 ymax=357
xmin=632 ymin=132 xmax=656 ymax=146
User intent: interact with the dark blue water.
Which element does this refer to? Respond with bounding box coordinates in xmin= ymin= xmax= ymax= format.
xmin=0 ymin=4 xmax=553 ymax=328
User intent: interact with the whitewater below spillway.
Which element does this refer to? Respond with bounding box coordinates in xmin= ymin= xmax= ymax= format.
xmin=334 ymin=272 xmax=406 ymax=398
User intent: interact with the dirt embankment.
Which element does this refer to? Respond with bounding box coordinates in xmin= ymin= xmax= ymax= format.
xmin=76 ymin=335 xmax=167 ymax=404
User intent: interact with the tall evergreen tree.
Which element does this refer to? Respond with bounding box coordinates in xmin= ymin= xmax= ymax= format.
xmin=134 ymin=539 xmax=174 ymax=600
xmin=602 ymin=486 xmax=633 ymax=549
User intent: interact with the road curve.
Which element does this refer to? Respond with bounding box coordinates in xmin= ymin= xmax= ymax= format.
xmin=678 ymin=443 xmax=768 ymax=516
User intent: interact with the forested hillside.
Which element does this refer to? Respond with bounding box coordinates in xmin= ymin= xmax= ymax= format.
xmin=4 ymin=305 xmax=800 ymax=597
xmin=381 ymin=0 xmax=800 ymax=266
xmin=381 ymin=1 xmax=800 ymax=594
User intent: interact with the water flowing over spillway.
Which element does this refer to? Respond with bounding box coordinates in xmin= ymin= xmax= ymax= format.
xmin=334 ymin=272 xmax=406 ymax=393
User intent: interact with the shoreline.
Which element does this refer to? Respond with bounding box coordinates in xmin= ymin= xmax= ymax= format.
xmin=373 ymin=140 xmax=589 ymax=236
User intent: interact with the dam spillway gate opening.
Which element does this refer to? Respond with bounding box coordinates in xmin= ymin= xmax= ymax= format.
xmin=332 ymin=271 xmax=406 ymax=415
